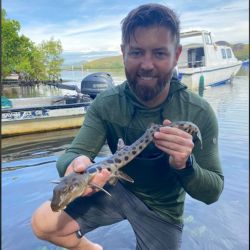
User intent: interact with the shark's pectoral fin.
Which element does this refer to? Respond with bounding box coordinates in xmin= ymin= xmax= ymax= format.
xmin=108 ymin=171 xmax=134 ymax=186
xmin=89 ymin=183 xmax=112 ymax=196
xmin=117 ymin=171 xmax=134 ymax=183
xmin=108 ymin=177 xmax=118 ymax=186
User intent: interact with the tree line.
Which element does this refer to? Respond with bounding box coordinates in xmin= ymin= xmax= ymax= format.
xmin=2 ymin=9 xmax=64 ymax=82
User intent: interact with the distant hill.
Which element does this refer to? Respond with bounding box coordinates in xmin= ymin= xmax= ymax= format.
xmin=215 ymin=41 xmax=249 ymax=60
xmin=66 ymin=42 xmax=248 ymax=70
xmin=83 ymin=55 xmax=123 ymax=69
xmin=62 ymin=50 xmax=120 ymax=67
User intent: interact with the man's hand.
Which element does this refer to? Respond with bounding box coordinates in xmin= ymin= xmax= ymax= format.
xmin=153 ymin=119 xmax=194 ymax=170
xmin=65 ymin=155 xmax=111 ymax=196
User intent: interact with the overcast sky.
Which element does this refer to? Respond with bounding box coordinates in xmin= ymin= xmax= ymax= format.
xmin=3 ymin=0 xmax=249 ymax=52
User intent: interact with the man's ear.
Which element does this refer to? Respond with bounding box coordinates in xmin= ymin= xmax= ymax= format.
xmin=176 ymin=45 xmax=182 ymax=60
xmin=120 ymin=44 xmax=126 ymax=62
xmin=174 ymin=45 xmax=182 ymax=66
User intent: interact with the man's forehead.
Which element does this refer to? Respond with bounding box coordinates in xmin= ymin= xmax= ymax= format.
xmin=127 ymin=26 xmax=176 ymax=44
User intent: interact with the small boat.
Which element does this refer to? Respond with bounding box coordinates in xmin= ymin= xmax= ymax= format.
xmin=2 ymin=72 xmax=115 ymax=137
xmin=178 ymin=30 xmax=242 ymax=90
xmin=1 ymin=95 xmax=92 ymax=137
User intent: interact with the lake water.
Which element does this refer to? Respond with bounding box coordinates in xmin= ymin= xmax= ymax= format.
xmin=2 ymin=69 xmax=126 ymax=98
xmin=2 ymin=66 xmax=249 ymax=250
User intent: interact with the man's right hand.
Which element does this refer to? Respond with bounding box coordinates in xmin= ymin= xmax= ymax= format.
xmin=64 ymin=155 xmax=111 ymax=196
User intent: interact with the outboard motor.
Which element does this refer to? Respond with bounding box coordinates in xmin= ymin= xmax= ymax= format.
xmin=81 ymin=72 xmax=115 ymax=98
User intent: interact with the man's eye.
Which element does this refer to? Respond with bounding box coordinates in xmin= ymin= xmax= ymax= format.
xmin=155 ymin=51 xmax=167 ymax=58
xmin=129 ymin=51 xmax=142 ymax=57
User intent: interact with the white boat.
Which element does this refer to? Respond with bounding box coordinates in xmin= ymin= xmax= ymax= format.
xmin=1 ymin=95 xmax=92 ymax=137
xmin=178 ymin=30 xmax=242 ymax=90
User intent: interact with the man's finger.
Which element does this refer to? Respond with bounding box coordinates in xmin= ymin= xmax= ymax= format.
xmin=163 ymin=119 xmax=172 ymax=126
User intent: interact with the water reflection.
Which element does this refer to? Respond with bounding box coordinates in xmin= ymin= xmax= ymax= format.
xmin=2 ymin=69 xmax=126 ymax=99
xmin=3 ymin=66 xmax=246 ymax=99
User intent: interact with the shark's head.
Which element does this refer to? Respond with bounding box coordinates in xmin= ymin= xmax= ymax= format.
xmin=50 ymin=172 xmax=91 ymax=212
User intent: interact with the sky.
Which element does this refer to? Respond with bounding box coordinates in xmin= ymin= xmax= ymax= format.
xmin=3 ymin=0 xmax=249 ymax=53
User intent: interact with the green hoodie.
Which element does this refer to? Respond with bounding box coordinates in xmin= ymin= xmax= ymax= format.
xmin=56 ymin=78 xmax=224 ymax=225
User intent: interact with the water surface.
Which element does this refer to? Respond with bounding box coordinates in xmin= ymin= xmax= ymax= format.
xmin=2 ymin=67 xmax=249 ymax=250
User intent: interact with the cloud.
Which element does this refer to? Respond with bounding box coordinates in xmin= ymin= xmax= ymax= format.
xmin=3 ymin=0 xmax=249 ymax=52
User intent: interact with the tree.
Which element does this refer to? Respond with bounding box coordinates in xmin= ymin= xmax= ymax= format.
xmin=1 ymin=9 xmax=64 ymax=81
xmin=1 ymin=9 xmax=21 ymax=77
xmin=39 ymin=38 xmax=64 ymax=81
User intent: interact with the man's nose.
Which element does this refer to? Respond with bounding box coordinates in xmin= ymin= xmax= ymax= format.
xmin=140 ymin=54 xmax=154 ymax=70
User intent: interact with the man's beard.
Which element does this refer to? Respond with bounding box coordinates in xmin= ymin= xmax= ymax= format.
xmin=125 ymin=69 xmax=172 ymax=102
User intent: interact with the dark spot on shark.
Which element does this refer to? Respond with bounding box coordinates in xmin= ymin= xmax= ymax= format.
xmin=124 ymin=156 xmax=129 ymax=161
xmin=87 ymin=168 xmax=97 ymax=174
xmin=114 ymin=158 xmax=122 ymax=163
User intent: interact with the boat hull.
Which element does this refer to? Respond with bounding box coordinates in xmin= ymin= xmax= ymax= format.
xmin=1 ymin=97 xmax=90 ymax=137
xmin=2 ymin=114 xmax=85 ymax=137
xmin=178 ymin=62 xmax=242 ymax=90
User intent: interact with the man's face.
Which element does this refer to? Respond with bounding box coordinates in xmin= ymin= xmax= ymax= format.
xmin=121 ymin=26 xmax=181 ymax=104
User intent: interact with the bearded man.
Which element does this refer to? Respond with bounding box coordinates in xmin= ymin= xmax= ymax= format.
xmin=31 ymin=3 xmax=224 ymax=250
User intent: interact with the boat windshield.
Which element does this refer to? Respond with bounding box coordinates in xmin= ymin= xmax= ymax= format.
xmin=180 ymin=35 xmax=203 ymax=46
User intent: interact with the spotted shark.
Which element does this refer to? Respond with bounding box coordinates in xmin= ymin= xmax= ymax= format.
xmin=50 ymin=121 xmax=202 ymax=212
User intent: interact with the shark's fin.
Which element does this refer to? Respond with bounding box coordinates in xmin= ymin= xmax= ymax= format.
xmin=117 ymin=138 xmax=126 ymax=151
xmin=89 ymin=183 xmax=112 ymax=196
xmin=196 ymin=130 xmax=203 ymax=149
xmin=108 ymin=177 xmax=118 ymax=186
xmin=109 ymin=171 xmax=134 ymax=185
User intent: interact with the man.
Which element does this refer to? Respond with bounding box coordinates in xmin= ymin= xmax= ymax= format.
xmin=31 ymin=3 xmax=224 ymax=250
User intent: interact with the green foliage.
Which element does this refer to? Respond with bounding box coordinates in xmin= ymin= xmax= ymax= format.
xmin=232 ymin=45 xmax=249 ymax=61
xmin=39 ymin=38 xmax=64 ymax=80
xmin=1 ymin=9 xmax=64 ymax=81
xmin=1 ymin=9 xmax=21 ymax=76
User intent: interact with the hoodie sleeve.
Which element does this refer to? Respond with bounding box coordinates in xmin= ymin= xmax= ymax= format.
xmin=56 ymin=96 xmax=107 ymax=177
xmin=172 ymin=104 xmax=224 ymax=204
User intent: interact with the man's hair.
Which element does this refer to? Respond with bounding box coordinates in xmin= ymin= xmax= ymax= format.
xmin=121 ymin=3 xmax=180 ymax=46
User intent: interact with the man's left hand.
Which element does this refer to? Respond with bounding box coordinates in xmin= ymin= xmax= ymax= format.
xmin=153 ymin=119 xmax=194 ymax=170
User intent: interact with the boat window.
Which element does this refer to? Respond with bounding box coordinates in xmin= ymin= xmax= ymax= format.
xmin=204 ymin=34 xmax=212 ymax=44
xmin=180 ymin=35 xmax=203 ymax=46
xmin=187 ymin=47 xmax=205 ymax=68
xmin=221 ymin=49 xmax=227 ymax=59
xmin=226 ymin=48 xmax=232 ymax=58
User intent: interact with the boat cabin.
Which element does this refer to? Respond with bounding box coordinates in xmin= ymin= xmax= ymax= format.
xmin=178 ymin=30 xmax=238 ymax=69
xmin=177 ymin=30 xmax=242 ymax=90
